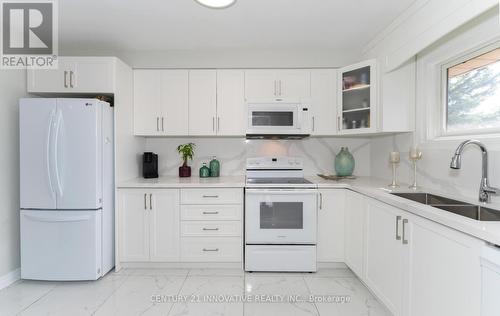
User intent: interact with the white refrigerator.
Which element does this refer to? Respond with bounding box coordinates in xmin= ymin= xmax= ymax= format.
xmin=19 ymin=98 xmax=114 ymax=281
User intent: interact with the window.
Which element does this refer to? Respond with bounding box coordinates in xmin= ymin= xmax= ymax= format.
xmin=444 ymin=45 xmax=500 ymax=135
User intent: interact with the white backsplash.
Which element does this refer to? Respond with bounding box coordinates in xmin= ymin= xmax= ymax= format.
xmin=145 ymin=137 xmax=372 ymax=177
xmin=370 ymin=133 xmax=500 ymax=204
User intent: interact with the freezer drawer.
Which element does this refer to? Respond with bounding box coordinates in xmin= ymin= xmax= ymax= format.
xmin=21 ymin=210 xmax=102 ymax=281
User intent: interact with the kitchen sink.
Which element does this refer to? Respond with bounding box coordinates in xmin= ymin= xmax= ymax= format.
xmin=391 ymin=192 xmax=500 ymax=221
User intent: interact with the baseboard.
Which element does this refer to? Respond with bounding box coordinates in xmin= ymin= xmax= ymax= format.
xmin=0 ymin=268 xmax=21 ymax=290
xmin=120 ymin=262 xmax=243 ymax=269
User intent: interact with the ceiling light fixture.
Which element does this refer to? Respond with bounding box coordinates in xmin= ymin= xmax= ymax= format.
xmin=194 ymin=0 xmax=236 ymax=9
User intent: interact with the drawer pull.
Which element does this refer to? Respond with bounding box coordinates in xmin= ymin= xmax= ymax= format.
xmin=202 ymin=248 xmax=219 ymax=252
xmin=203 ymin=227 xmax=219 ymax=231
xmin=202 ymin=211 xmax=219 ymax=215
xmin=202 ymin=195 xmax=219 ymax=198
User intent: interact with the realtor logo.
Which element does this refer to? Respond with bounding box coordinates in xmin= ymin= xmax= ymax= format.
xmin=1 ymin=0 xmax=58 ymax=69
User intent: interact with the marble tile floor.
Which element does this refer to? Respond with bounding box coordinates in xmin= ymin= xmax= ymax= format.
xmin=0 ymin=268 xmax=391 ymax=316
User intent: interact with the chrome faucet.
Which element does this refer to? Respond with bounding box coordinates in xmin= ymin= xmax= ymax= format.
xmin=450 ymin=140 xmax=499 ymax=203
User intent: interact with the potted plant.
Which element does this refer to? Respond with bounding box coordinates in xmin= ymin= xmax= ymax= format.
xmin=177 ymin=143 xmax=195 ymax=177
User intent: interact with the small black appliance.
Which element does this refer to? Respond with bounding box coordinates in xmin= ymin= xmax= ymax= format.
xmin=143 ymin=152 xmax=158 ymax=178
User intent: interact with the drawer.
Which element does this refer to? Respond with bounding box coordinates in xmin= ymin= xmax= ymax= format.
xmin=181 ymin=221 xmax=241 ymax=237
xmin=181 ymin=205 xmax=241 ymax=221
xmin=180 ymin=237 xmax=242 ymax=262
xmin=181 ymin=188 xmax=243 ymax=204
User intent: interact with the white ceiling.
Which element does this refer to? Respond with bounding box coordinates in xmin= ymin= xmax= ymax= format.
xmin=59 ymin=0 xmax=416 ymax=53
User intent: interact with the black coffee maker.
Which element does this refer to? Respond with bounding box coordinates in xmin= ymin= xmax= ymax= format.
xmin=143 ymin=152 xmax=158 ymax=178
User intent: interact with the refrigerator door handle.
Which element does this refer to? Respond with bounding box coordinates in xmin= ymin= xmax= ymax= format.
xmin=53 ymin=110 xmax=64 ymax=197
xmin=46 ymin=109 xmax=56 ymax=197
xmin=24 ymin=213 xmax=92 ymax=223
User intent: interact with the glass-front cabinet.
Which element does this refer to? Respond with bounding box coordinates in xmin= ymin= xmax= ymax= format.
xmin=338 ymin=59 xmax=377 ymax=134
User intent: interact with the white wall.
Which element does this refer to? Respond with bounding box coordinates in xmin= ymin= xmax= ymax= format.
xmin=60 ymin=48 xmax=361 ymax=69
xmin=0 ymin=70 xmax=27 ymax=278
xmin=145 ymin=137 xmax=372 ymax=177
xmin=370 ymin=9 xmax=500 ymax=204
xmin=363 ymin=0 xmax=497 ymax=71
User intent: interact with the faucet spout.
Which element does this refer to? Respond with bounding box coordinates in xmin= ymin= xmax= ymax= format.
xmin=450 ymin=140 xmax=499 ymax=203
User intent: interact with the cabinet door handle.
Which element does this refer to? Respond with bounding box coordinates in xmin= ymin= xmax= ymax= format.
xmin=64 ymin=71 xmax=68 ymax=88
xmin=395 ymin=216 xmax=402 ymax=240
xmin=217 ymin=117 xmax=220 ymax=132
xmin=144 ymin=193 xmax=147 ymax=210
xmin=319 ymin=192 xmax=323 ymax=210
xmin=156 ymin=117 xmax=159 ymax=131
xmin=69 ymin=71 xmax=74 ymax=88
xmin=203 ymin=211 xmax=219 ymax=215
xmin=337 ymin=116 xmax=341 ymax=131
xmin=202 ymin=195 xmax=219 ymax=198
xmin=203 ymin=248 xmax=219 ymax=252
xmin=161 ymin=117 xmax=164 ymax=132
xmin=203 ymin=227 xmax=219 ymax=231
xmin=149 ymin=194 xmax=153 ymax=210
xmin=402 ymin=219 xmax=409 ymax=244
xmin=212 ymin=117 xmax=215 ymax=131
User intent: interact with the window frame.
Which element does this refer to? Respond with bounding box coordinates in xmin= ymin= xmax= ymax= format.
xmin=439 ymin=40 xmax=500 ymax=137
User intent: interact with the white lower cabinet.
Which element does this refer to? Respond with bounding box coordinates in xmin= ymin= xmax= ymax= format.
xmin=355 ymin=193 xmax=483 ymax=316
xmin=118 ymin=189 xmax=180 ymax=262
xmin=317 ymin=189 xmax=345 ymax=262
xmin=180 ymin=188 xmax=243 ymax=263
xmin=365 ymin=199 xmax=405 ymax=316
xmin=344 ymin=190 xmax=367 ymax=277
xmin=118 ymin=187 xmax=243 ymax=264
xmin=404 ymin=212 xmax=482 ymax=316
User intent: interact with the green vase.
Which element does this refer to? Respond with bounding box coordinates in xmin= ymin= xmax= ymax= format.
xmin=335 ymin=147 xmax=355 ymax=176
xmin=199 ymin=163 xmax=210 ymax=178
xmin=209 ymin=156 xmax=220 ymax=177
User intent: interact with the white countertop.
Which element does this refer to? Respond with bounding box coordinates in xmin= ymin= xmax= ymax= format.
xmin=119 ymin=174 xmax=500 ymax=246
xmin=118 ymin=175 xmax=246 ymax=188
xmin=307 ymin=175 xmax=500 ymax=247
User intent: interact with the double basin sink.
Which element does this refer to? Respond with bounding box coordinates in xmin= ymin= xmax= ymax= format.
xmin=391 ymin=192 xmax=500 ymax=221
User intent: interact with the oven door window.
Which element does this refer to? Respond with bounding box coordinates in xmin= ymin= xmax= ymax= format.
xmin=260 ymin=202 xmax=303 ymax=229
xmin=252 ymin=111 xmax=294 ymax=127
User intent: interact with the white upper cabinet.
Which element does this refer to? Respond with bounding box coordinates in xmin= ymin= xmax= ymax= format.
xmin=134 ymin=70 xmax=162 ymax=136
xmin=276 ymin=69 xmax=311 ymax=98
xmin=134 ymin=70 xmax=189 ymax=136
xmin=245 ymin=69 xmax=310 ymax=99
xmin=27 ymin=57 xmax=115 ymax=94
xmin=310 ymin=69 xmax=338 ymax=135
xmin=338 ymin=59 xmax=377 ymax=135
xmin=244 ymin=70 xmax=277 ymax=99
xmin=160 ymin=70 xmax=189 ymax=135
xmin=216 ymin=70 xmax=246 ymax=136
xmin=188 ymin=70 xmax=217 ymax=136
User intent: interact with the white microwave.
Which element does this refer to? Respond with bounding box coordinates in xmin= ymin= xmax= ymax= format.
xmin=246 ymin=99 xmax=310 ymax=138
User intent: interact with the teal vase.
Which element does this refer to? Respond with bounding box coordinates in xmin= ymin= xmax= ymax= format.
xmin=335 ymin=147 xmax=355 ymax=176
xmin=209 ymin=156 xmax=220 ymax=177
xmin=199 ymin=163 xmax=210 ymax=178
